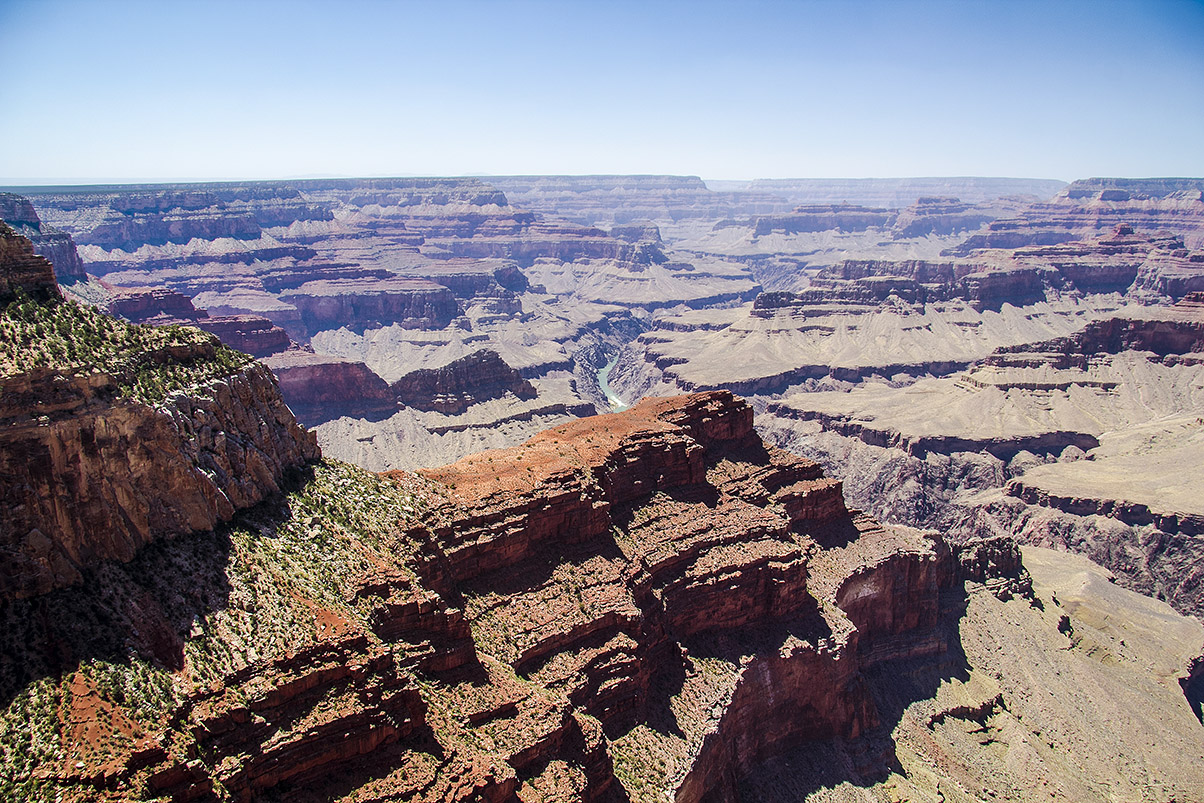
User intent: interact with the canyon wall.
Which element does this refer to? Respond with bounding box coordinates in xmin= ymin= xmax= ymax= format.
xmin=0 ymin=340 xmax=1198 ymax=802
xmin=0 ymin=228 xmax=317 ymax=599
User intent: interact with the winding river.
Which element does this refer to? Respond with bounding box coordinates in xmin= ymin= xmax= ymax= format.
xmin=597 ymin=354 xmax=629 ymax=412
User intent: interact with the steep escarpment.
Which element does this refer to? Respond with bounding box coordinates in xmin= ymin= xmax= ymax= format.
xmin=104 ymin=285 xmax=294 ymax=357
xmin=263 ymin=350 xmax=399 ymax=424
xmin=0 ymin=242 xmax=317 ymax=600
xmin=2 ymin=379 xmax=1201 ymax=802
xmin=0 ymin=193 xmax=87 ymax=284
xmin=0 ymin=221 xmax=63 ymax=304
xmin=279 ymin=278 xmax=461 ymax=335
xmin=890 ymin=196 xmax=996 ymax=238
xmin=392 ymin=349 xmax=537 ymax=414
xmin=759 ymin=294 xmax=1204 ymax=616
xmin=949 ymin=178 xmax=1204 ymax=253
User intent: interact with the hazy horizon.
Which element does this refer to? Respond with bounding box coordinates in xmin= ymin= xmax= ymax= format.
xmin=2 ymin=0 xmax=1202 ymax=184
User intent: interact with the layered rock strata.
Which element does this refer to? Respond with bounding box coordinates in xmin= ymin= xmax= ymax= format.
xmin=391 ymin=349 xmax=537 ymax=415
xmin=890 ymin=196 xmax=995 ymax=238
xmin=1 ymin=380 xmax=1200 ymax=802
xmin=263 ymin=350 xmax=399 ymax=424
xmin=758 ymin=294 xmax=1204 ymax=616
xmin=741 ymin=204 xmax=894 ymax=236
xmin=0 ymin=221 xmax=63 ymax=304
xmin=0 ymin=193 xmax=87 ymax=283
xmin=949 ymin=178 xmax=1204 ymax=253
xmin=0 ymin=234 xmax=318 ymax=599
xmin=0 ymin=358 xmax=318 ymax=600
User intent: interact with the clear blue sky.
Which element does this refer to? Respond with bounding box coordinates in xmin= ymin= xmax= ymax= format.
xmin=1 ymin=0 xmax=1202 ymax=183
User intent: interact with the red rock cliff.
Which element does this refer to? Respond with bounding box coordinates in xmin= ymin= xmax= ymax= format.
xmin=391 ymin=349 xmax=537 ymax=415
xmin=0 ymin=358 xmax=319 ymax=599
xmin=0 ymin=387 xmax=1028 ymax=803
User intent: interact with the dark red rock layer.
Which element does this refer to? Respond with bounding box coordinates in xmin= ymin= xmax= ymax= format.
xmin=389 ymin=392 xmax=1014 ymax=800
xmin=391 ymin=349 xmax=537 ymax=415
xmin=104 ymin=286 xmax=294 ymax=358
xmin=191 ymin=315 xmax=292 ymax=358
xmin=105 ymin=285 xmax=204 ymax=321
xmin=264 ymin=351 xmax=398 ymax=424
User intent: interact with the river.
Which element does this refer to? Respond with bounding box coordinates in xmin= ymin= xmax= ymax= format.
xmin=597 ymin=354 xmax=629 ymax=412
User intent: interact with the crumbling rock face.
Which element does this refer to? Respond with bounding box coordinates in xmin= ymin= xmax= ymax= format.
xmin=0 ymin=359 xmax=318 ymax=600
xmin=390 ymin=391 xmax=1022 ymax=800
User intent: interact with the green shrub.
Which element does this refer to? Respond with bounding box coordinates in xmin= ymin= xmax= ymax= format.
xmin=0 ymin=292 xmax=254 ymax=405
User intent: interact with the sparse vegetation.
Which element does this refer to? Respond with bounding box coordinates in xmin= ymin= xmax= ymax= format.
xmin=0 ymin=458 xmax=427 ymax=802
xmin=0 ymin=290 xmax=253 ymax=404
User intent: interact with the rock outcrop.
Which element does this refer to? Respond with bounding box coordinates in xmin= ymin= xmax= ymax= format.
xmin=280 ymin=278 xmax=462 ymax=335
xmin=0 ymin=221 xmax=63 ymax=304
xmin=949 ymin=178 xmax=1204 ymax=253
xmin=264 ymin=350 xmax=398 ymax=425
xmin=391 ymin=349 xmax=537 ymax=415
xmin=398 ymin=391 xmax=1007 ymax=799
xmin=0 ymin=243 xmax=318 ymax=599
xmin=890 ymin=196 xmax=995 ymax=238
xmin=0 ymin=193 xmax=87 ymax=284
xmin=758 ymin=293 xmax=1204 ymax=616
xmin=2 ymin=377 xmax=1201 ymax=802
xmin=0 ymin=358 xmax=318 ymax=600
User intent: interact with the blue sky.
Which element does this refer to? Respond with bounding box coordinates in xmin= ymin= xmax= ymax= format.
xmin=1 ymin=0 xmax=1202 ymax=183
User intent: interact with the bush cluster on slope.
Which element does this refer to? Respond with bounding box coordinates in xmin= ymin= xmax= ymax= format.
xmin=0 ymin=291 xmax=254 ymax=404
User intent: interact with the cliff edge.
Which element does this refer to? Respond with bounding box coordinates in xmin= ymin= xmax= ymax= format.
xmin=0 ymin=227 xmax=318 ymax=599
